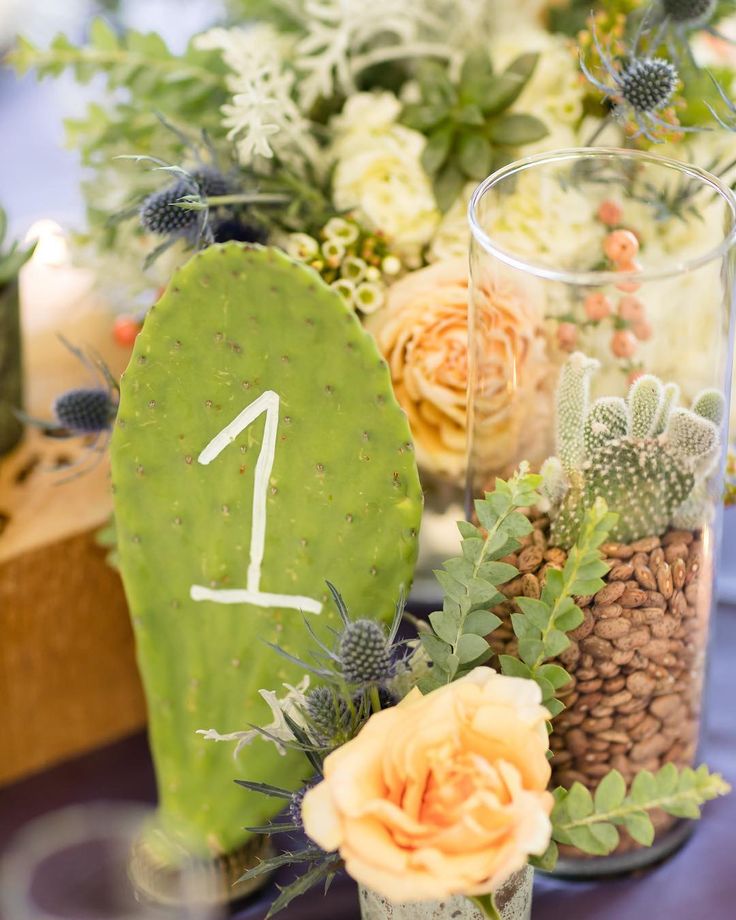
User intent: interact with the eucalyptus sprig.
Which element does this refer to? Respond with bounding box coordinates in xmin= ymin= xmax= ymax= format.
xmin=537 ymin=764 xmax=731 ymax=868
xmin=401 ymin=50 xmax=548 ymax=210
xmin=499 ymin=497 xmax=617 ymax=718
xmin=420 ymin=466 xmax=543 ymax=691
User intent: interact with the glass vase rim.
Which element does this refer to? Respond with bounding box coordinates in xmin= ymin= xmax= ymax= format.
xmin=468 ymin=146 xmax=736 ymax=286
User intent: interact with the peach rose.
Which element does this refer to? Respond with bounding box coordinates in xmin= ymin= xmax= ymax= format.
xmin=367 ymin=259 xmax=550 ymax=482
xmin=301 ymin=668 xmax=553 ymax=903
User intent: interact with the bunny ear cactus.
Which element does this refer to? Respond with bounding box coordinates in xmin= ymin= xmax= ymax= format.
xmin=543 ymin=352 xmax=724 ymax=548
xmin=110 ymin=244 xmax=422 ymax=864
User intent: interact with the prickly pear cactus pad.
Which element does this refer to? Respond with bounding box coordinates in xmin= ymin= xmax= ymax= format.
xmin=110 ymin=244 xmax=422 ymax=859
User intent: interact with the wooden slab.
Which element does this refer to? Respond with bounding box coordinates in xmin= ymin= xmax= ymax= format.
xmin=0 ymin=268 xmax=147 ymax=785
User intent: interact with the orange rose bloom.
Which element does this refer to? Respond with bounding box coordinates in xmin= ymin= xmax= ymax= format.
xmin=368 ymin=259 xmax=550 ymax=482
xmin=301 ymin=668 xmax=553 ymax=902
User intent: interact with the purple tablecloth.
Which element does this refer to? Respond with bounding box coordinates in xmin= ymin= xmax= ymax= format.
xmin=1 ymin=608 xmax=735 ymax=919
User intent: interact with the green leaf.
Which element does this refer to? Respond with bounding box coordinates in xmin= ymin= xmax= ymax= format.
xmin=631 ymin=771 xmax=658 ymax=806
xmin=623 ymin=812 xmax=655 ymax=846
xmin=434 ymin=570 xmax=466 ymax=603
xmin=89 ymin=17 xmax=120 ymax=52
xmin=464 ymin=609 xmax=502 ymax=635
xmin=543 ymin=628 xmax=570 ymax=657
xmin=545 ymin=697 xmax=566 ymax=717
xmin=594 ymin=771 xmax=627 ymax=812
xmin=429 ymin=609 xmax=460 ymax=645
xmin=267 ymin=857 xmax=340 ymax=917
xmin=487 ymin=113 xmax=548 ymax=146
xmin=510 ymin=612 xmax=539 ymax=639
xmin=470 ymin=892 xmax=502 ymax=920
xmin=421 ymin=634 xmax=451 ymax=668
xmin=530 ymin=840 xmax=558 ymax=871
xmin=460 ymin=47 xmax=495 ymax=90
xmin=469 ymin=578 xmax=503 ymax=606
xmin=402 ymin=102 xmax=448 ymax=131
xmin=566 ymin=825 xmax=611 ymax=855
xmin=518 ymin=637 xmax=544 ymax=666
xmin=536 ymin=664 xmax=572 ymax=690
xmin=457 ymin=633 xmax=490 ymax=664
xmin=476 ymin=561 xmax=518 ymax=584
xmin=555 ymin=605 xmax=584 ymax=632
xmin=480 ymin=53 xmax=539 ymax=115
xmin=515 ymin=596 xmax=551 ymax=631
xmin=433 ymin=162 xmax=466 ymax=212
xmin=456 ymin=104 xmax=486 ymax=126
xmin=444 ymin=557 xmax=475 ymax=580
xmin=458 ymin=131 xmax=493 ymax=179
xmin=499 ymin=655 xmax=532 ymax=678
xmin=565 ymin=783 xmax=594 ymax=820
xmin=421 ymin=123 xmax=455 ymax=175
xmin=457 ymin=520 xmax=480 ymax=539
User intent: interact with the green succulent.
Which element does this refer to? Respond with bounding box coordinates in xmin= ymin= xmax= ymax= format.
xmin=401 ymin=49 xmax=548 ymax=210
xmin=0 ymin=208 xmax=36 ymax=287
xmin=542 ymin=353 xmax=724 ymax=547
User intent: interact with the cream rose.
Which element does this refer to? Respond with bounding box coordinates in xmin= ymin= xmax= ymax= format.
xmin=329 ymin=92 xmax=440 ymax=261
xmin=367 ymin=258 xmax=550 ymax=481
xmin=302 ymin=668 xmax=553 ymax=902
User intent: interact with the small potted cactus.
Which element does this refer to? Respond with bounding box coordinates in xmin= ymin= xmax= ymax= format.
xmin=489 ymin=351 xmax=724 ymax=867
xmin=0 ymin=207 xmax=36 ymax=455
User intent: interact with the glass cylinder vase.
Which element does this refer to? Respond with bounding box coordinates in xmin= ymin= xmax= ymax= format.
xmin=468 ymin=148 xmax=736 ymax=875
xmin=358 ymin=867 xmax=533 ymax=920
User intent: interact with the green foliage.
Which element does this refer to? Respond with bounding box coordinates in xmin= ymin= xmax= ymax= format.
xmin=550 ymin=764 xmax=730 ymax=858
xmin=500 ymin=498 xmax=616 ymax=717
xmin=401 ymin=50 xmax=548 ymax=210
xmin=8 ymin=19 xmax=231 ymax=245
xmin=10 ymin=21 xmax=229 ymax=161
xmin=420 ymin=467 xmax=542 ymax=690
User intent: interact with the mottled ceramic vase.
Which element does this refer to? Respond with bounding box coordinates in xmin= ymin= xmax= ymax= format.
xmin=358 ymin=867 xmax=533 ymax=920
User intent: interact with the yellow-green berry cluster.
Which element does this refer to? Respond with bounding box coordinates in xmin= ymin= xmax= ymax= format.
xmin=285 ymin=217 xmax=402 ymax=315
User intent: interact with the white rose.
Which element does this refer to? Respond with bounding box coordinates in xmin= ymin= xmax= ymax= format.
xmin=329 ymin=92 xmax=440 ymax=259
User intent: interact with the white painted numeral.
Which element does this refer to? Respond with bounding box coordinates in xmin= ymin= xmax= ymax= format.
xmin=190 ymin=390 xmax=323 ymax=614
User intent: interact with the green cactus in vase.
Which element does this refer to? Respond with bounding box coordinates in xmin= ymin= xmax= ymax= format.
xmin=0 ymin=207 xmax=36 ymax=455
xmin=110 ymin=244 xmax=423 ymax=888
xmin=541 ymin=352 xmax=724 ymax=548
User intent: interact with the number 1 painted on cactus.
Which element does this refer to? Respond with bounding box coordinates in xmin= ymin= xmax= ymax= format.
xmin=190 ymin=390 xmax=323 ymax=614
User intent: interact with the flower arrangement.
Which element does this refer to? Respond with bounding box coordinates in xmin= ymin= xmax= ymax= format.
xmin=210 ymin=470 xmax=728 ymax=917
xmin=15 ymin=0 xmax=736 ymax=484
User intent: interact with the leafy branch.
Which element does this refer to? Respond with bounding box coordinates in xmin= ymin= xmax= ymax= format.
xmin=9 ymin=20 xmax=226 ymax=91
xmin=537 ymin=764 xmax=731 ymax=867
xmin=500 ymin=497 xmax=617 ymax=717
xmin=420 ymin=467 xmax=542 ymax=690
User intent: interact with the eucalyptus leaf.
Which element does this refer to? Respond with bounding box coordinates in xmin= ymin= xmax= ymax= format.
xmin=464 ymin=609 xmax=502 ymax=635
xmin=456 ymin=633 xmax=490 ymax=664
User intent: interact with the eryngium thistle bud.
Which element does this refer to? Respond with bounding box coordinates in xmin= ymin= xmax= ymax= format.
xmin=663 ymin=0 xmax=716 ymax=26
xmin=621 ymin=57 xmax=678 ymax=113
xmin=289 ymin=785 xmax=308 ymax=828
xmin=190 ymin=167 xmax=230 ymax=198
xmin=53 ymin=388 xmax=115 ymax=433
xmin=140 ymin=181 xmax=198 ymax=236
xmin=338 ymin=620 xmax=392 ymax=684
xmin=304 ymin=686 xmax=350 ymax=746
